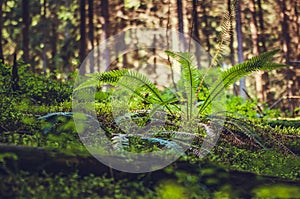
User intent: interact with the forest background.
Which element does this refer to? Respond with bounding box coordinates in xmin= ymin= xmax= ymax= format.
xmin=0 ymin=0 xmax=299 ymax=115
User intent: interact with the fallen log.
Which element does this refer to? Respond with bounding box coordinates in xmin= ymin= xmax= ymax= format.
xmin=0 ymin=143 xmax=300 ymax=188
xmin=0 ymin=144 xmax=114 ymax=176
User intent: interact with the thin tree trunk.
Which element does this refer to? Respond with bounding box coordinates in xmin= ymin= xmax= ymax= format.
xmin=200 ymin=1 xmax=211 ymax=52
xmin=177 ymin=0 xmax=185 ymax=50
xmin=100 ymin=0 xmax=110 ymax=70
xmin=228 ymin=0 xmax=237 ymax=95
xmin=88 ymin=0 xmax=94 ymax=50
xmin=256 ymin=0 xmax=269 ymax=103
xmin=250 ymin=0 xmax=265 ymax=103
xmin=256 ymin=0 xmax=266 ymax=52
xmin=235 ymin=0 xmax=246 ymax=99
xmin=0 ymin=0 xmax=3 ymax=63
xmin=292 ymin=0 xmax=300 ymax=61
xmin=177 ymin=0 xmax=184 ymax=34
xmin=22 ymin=0 xmax=30 ymax=69
xmin=88 ymin=0 xmax=94 ymax=72
xmin=42 ymin=0 xmax=47 ymax=75
xmin=101 ymin=0 xmax=110 ymax=40
xmin=11 ymin=53 xmax=19 ymax=91
xmin=279 ymin=0 xmax=293 ymax=113
xmin=63 ymin=0 xmax=71 ymax=74
xmin=79 ymin=0 xmax=87 ymax=64
xmin=278 ymin=0 xmax=291 ymax=64
xmin=192 ymin=0 xmax=201 ymax=68
xmin=51 ymin=1 xmax=58 ymax=72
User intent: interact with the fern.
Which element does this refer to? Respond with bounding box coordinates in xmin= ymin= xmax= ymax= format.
xmin=111 ymin=134 xmax=129 ymax=150
xmin=165 ymin=50 xmax=199 ymax=120
xmin=38 ymin=112 xmax=98 ymax=134
xmin=111 ymin=133 xmax=184 ymax=155
xmin=196 ymin=10 xmax=232 ymax=98
xmin=38 ymin=112 xmax=74 ymax=134
xmin=198 ymin=49 xmax=286 ymax=115
xmin=74 ymin=69 xmax=129 ymax=91
xmin=210 ymin=11 xmax=232 ymax=68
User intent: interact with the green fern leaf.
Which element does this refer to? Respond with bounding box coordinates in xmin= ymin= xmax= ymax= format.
xmin=74 ymin=69 xmax=129 ymax=91
xmin=199 ymin=49 xmax=286 ymax=114
xmin=165 ymin=50 xmax=199 ymax=120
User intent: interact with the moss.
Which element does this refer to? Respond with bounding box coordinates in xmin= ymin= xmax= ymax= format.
xmin=252 ymin=184 xmax=300 ymax=199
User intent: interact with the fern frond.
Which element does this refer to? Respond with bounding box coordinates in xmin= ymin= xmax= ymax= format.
xmin=111 ymin=134 xmax=129 ymax=150
xmin=75 ymin=69 xmax=175 ymax=114
xmin=210 ymin=11 xmax=232 ymax=68
xmin=38 ymin=112 xmax=73 ymax=120
xmin=220 ymin=50 xmax=281 ymax=88
xmin=165 ymin=50 xmax=199 ymax=120
xmin=198 ymin=50 xmax=285 ymax=115
xmin=94 ymin=69 xmax=129 ymax=83
xmin=142 ymin=137 xmax=185 ymax=155
xmin=196 ymin=11 xmax=232 ymax=97
xmin=118 ymin=70 xmax=174 ymax=114
xmin=111 ymin=133 xmax=184 ymax=155
xmin=74 ymin=69 xmax=129 ymax=91
xmin=225 ymin=119 xmax=265 ymax=148
xmin=38 ymin=112 xmax=98 ymax=134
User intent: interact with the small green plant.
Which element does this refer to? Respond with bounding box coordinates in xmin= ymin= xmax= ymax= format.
xmin=71 ymin=47 xmax=288 ymax=156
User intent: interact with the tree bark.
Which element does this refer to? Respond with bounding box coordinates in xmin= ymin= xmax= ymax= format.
xmin=79 ymin=0 xmax=87 ymax=64
xmin=101 ymin=0 xmax=110 ymax=39
xmin=228 ymin=0 xmax=237 ymax=95
xmin=0 ymin=0 xmax=3 ymax=63
xmin=51 ymin=4 xmax=58 ymax=72
xmin=88 ymin=0 xmax=94 ymax=50
xmin=256 ymin=0 xmax=266 ymax=52
xmin=22 ymin=0 xmax=30 ymax=69
xmin=11 ymin=53 xmax=19 ymax=91
xmin=256 ymin=0 xmax=270 ymax=103
xmin=42 ymin=0 xmax=47 ymax=75
xmin=235 ymin=0 xmax=247 ymax=99
xmin=279 ymin=0 xmax=291 ymax=64
xmin=249 ymin=0 xmax=265 ymax=103
xmin=100 ymin=0 xmax=110 ymax=70
xmin=177 ymin=0 xmax=185 ymax=50
xmin=192 ymin=0 xmax=201 ymax=68
xmin=278 ymin=0 xmax=293 ymax=113
xmin=200 ymin=1 xmax=211 ymax=52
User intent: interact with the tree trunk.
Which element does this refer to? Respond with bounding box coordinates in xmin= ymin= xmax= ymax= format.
xmin=177 ymin=0 xmax=183 ymax=34
xmin=88 ymin=0 xmax=94 ymax=50
xmin=11 ymin=53 xmax=19 ymax=91
xmin=22 ymin=0 xmax=30 ymax=69
xmin=88 ymin=0 xmax=94 ymax=72
xmin=256 ymin=0 xmax=266 ymax=52
xmin=256 ymin=0 xmax=270 ymax=103
xmin=100 ymin=0 xmax=110 ymax=70
xmin=42 ymin=0 xmax=47 ymax=75
xmin=79 ymin=0 xmax=87 ymax=64
xmin=51 ymin=3 xmax=58 ymax=72
xmin=235 ymin=0 xmax=247 ymax=99
xmin=279 ymin=0 xmax=291 ymax=64
xmin=192 ymin=0 xmax=201 ymax=68
xmin=0 ymin=0 xmax=3 ymax=63
xmin=101 ymin=0 xmax=110 ymax=39
xmin=200 ymin=1 xmax=211 ymax=52
xmin=279 ymin=0 xmax=293 ymax=113
xmin=177 ymin=0 xmax=185 ymax=50
xmin=228 ymin=0 xmax=237 ymax=95
xmin=249 ymin=0 xmax=265 ymax=103
xmin=297 ymin=1 xmax=300 ymax=62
